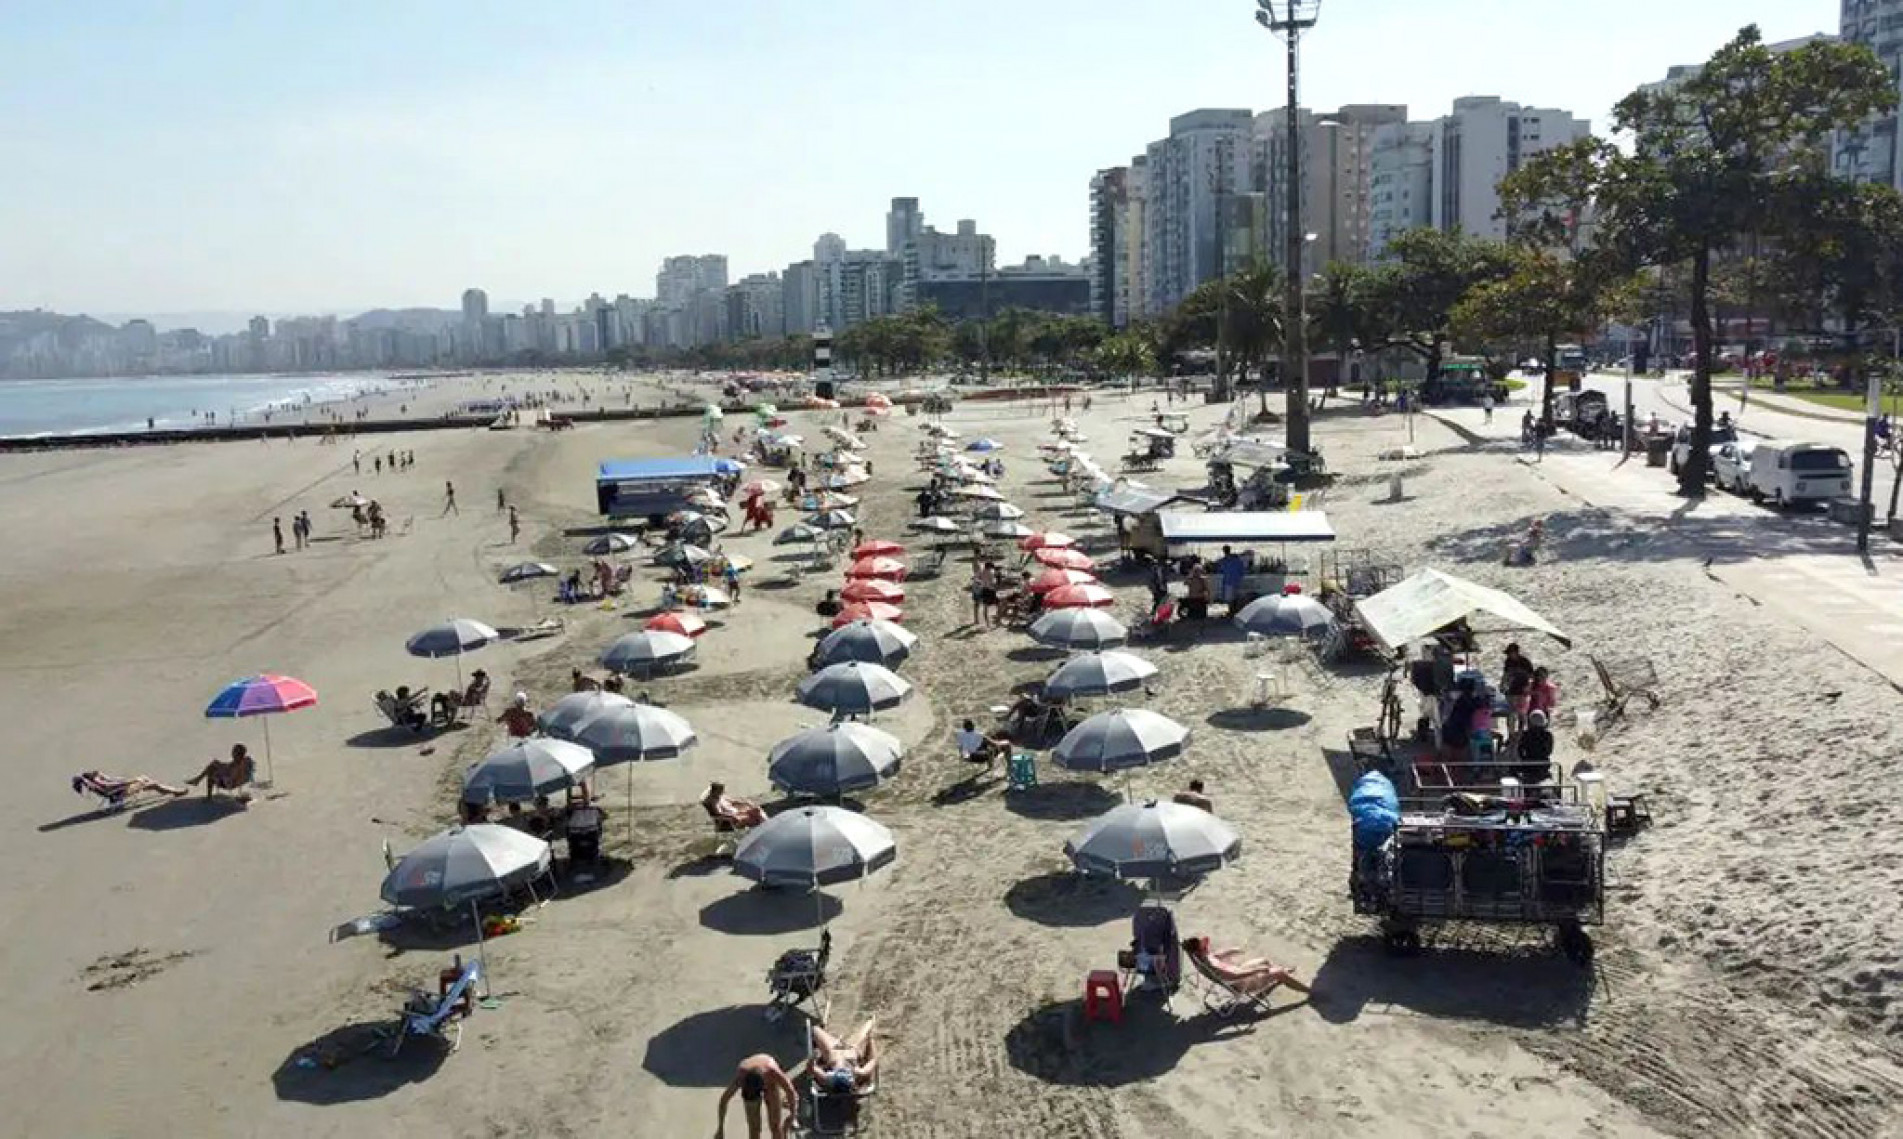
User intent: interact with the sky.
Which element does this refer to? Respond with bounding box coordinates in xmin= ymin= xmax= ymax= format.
xmin=0 ymin=0 xmax=1851 ymax=321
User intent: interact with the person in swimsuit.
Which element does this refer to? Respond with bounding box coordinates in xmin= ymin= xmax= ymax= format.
xmin=716 ymin=1053 xmax=797 ymax=1139
xmin=810 ymin=1018 xmax=879 ymax=1094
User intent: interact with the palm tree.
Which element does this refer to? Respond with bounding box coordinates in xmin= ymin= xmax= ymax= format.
xmin=1308 ymin=264 xmax=1372 ymax=402
xmin=1223 ymin=262 xmax=1283 ymax=416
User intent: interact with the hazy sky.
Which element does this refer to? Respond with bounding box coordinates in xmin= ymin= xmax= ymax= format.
xmin=0 ymin=0 xmax=1845 ymax=317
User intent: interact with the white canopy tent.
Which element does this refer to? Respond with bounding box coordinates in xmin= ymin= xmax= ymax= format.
xmin=1352 ymin=567 xmax=1571 ymax=652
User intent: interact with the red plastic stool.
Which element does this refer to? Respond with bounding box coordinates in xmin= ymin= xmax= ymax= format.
xmin=1083 ymin=969 xmax=1123 ymax=1024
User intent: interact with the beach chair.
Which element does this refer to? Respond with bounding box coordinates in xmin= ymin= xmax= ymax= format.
xmin=1118 ymin=905 xmax=1182 ymax=996
xmin=390 ymin=958 xmax=482 ymax=1056
xmin=70 ymin=771 xmax=181 ymax=813
xmin=1182 ymin=943 xmax=1281 ymax=1019
xmin=1592 ymin=654 xmax=1661 ymax=725
xmin=806 ymin=1018 xmax=876 ymax=1136
xmin=701 ymin=800 xmax=752 ymax=858
xmin=765 ymin=929 xmax=831 ymax=1023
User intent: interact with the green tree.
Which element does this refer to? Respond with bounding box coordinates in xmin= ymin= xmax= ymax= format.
xmin=1451 ymin=248 xmax=1635 ymax=428
xmin=1505 ymin=26 xmax=1893 ymax=491
xmin=1357 ymin=228 xmax=1515 ymax=390
xmin=1095 ymin=328 xmax=1156 ymax=378
xmin=1307 ymin=263 xmax=1381 ymax=400
xmin=1222 ymin=262 xmax=1283 ymax=415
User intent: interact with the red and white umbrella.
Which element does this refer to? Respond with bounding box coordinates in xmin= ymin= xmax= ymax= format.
xmin=1044 ymin=582 xmax=1117 ymax=609
xmin=832 ymin=601 xmax=904 ymax=627
xmin=645 ymin=610 xmax=708 ymax=638
xmin=1033 ymin=547 xmax=1096 ymax=571
xmin=1020 ymin=531 xmax=1076 ymax=552
xmin=204 ymin=673 xmax=318 ymax=787
xmin=845 ymin=556 xmax=909 ymax=581
xmin=841 ymin=578 xmax=905 ymax=604
xmin=851 ymin=539 xmax=906 ymax=559
xmin=1029 ymin=567 xmax=1100 ymax=594
xmin=864 ymin=392 xmax=893 ymax=409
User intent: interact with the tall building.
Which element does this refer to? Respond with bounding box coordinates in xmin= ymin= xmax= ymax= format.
xmin=1368 ymin=121 xmax=1438 ymax=256
xmin=1140 ymin=109 xmax=1256 ymax=315
xmin=886 ymin=198 xmax=924 ymax=254
xmin=813 ymin=233 xmax=846 ymax=264
xmin=900 ymin=219 xmax=994 ymax=310
xmin=461 ymin=289 xmax=488 ymax=324
xmin=1256 ymin=104 xmax=1407 ymax=275
xmin=1122 ymin=155 xmax=1150 ymax=325
xmin=656 ymin=255 xmax=728 ymax=306
xmin=782 ymin=261 xmax=822 ymax=335
xmin=726 ymin=273 xmax=785 ymax=341
xmin=1089 ymin=167 xmax=1129 ymax=326
xmin=1430 ymin=97 xmax=1590 ymax=241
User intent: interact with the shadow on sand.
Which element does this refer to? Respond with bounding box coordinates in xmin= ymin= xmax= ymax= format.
xmin=1205 ymin=707 xmax=1312 ymax=732
xmin=1001 ymin=781 xmax=1121 ymax=821
xmin=39 ymin=806 xmax=129 ymax=833
xmin=125 ymin=796 xmax=250 ymax=830
xmin=1004 ymin=996 xmax=1293 ymax=1087
xmin=1002 ymin=871 xmax=1142 ymax=928
xmin=699 ymin=888 xmax=842 ymax=935
xmin=1309 ymin=934 xmax=1595 ymax=1028
xmin=643 ymin=1005 xmax=804 ymax=1088
xmin=346 ymin=723 xmax=466 ymax=750
xmin=271 ymin=1020 xmax=447 ymax=1103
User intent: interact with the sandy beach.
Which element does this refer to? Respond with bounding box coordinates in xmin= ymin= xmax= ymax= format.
xmin=4 ymin=373 xmax=1902 ymax=1139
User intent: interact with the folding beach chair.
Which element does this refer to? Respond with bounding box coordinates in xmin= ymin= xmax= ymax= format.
xmin=1182 ymin=943 xmax=1281 ymax=1019
xmin=390 ymin=958 xmax=482 ymax=1056
xmin=70 ymin=771 xmax=178 ymax=814
xmin=1118 ymin=904 xmax=1182 ymax=997
xmin=806 ymin=1018 xmax=877 ymax=1136
xmin=766 ymin=928 xmax=831 ymax=1023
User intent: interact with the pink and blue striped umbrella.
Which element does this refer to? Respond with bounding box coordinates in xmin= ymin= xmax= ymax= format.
xmin=204 ymin=674 xmax=317 ymax=787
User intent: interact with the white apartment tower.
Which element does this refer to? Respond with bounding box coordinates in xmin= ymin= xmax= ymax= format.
xmin=1257 ymin=104 xmax=1407 ymax=276
xmin=1141 ymin=109 xmax=1255 ymax=315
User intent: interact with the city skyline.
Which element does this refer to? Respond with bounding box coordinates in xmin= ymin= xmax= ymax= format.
xmin=0 ymin=0 xmax=1839 ymax=315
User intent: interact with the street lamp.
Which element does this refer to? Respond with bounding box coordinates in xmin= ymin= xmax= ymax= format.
xmin=1255 ymin=0 xmax=1321 ymax=456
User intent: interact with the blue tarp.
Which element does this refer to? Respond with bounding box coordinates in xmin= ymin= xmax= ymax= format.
xmin=597 ymin=456 xmax=723 ymax=483
xmin=1349 ymin=771 xmax=1400 ymax=850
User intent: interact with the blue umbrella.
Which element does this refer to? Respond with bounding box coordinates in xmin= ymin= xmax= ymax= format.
xmin=966 ymin=438 xmax=1004 ymax=452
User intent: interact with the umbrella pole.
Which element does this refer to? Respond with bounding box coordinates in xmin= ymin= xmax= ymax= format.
xmin=260 ymin=717 xmax=277 ymax=788
xmin=470 ymin=898 xmax=493 ymax=998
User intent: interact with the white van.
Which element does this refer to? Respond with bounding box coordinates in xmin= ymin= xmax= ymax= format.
xmin=1744 ymin=441 xmax=1853 ymax=509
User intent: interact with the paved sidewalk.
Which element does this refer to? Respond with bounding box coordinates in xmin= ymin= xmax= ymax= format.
xmin=1428 ymin=404 xmax=1903 ymax=690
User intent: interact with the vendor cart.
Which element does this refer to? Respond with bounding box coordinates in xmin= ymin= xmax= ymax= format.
xmin=1348 ymin=771 xmax=1605 ymax=965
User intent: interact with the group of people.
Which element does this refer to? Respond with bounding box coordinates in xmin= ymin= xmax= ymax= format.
xmin=1417 ymin=640 xmax=1560 ymax=784
xmin=346 ymin=496 xmax=389 ymax=539
xmin=351 ymin=447 xmax=418 ymax=476
xmin=272 ymin=510 xmax=316 ymax=554
xmin=717 ymin=1019 xmax=879 ymax=1139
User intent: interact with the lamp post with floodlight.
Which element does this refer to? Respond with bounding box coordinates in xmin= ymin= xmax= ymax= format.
xmin=1255 ymin=0 xmax=1320 ymax=456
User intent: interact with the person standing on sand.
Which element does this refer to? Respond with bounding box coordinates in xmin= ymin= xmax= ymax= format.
xmin=374 ymin=455 xmax=382 ymax=475
xmin=442 ymin=480 xmax=458 ymax=517
xmin=508 ymin=506 xmax=520 ymax=544
xmin=353 ymin=450 xmax=361 ymax=475
xmin=715 ymin=1054 xmax=798 ymax=1139
xmin=496 ymin=487 xmax=506 ymax=512
xmin=272 ymin=517 xmax=285 ymax=555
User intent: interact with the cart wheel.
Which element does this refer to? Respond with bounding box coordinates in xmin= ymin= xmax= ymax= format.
xmin=1557 ymin=922 xmax=1594 ymax=967
xmin=1382 ymin=927 xmax=1421 ymax=955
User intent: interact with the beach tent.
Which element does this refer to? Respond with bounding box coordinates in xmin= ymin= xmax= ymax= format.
xmin=1352 ymin=567 xmax=1571 ymax=652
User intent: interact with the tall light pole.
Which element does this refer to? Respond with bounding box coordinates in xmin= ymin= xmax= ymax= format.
xmin=1256 ymin=0 xmax=1320 ymax=456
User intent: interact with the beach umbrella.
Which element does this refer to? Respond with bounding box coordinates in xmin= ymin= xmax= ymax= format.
xmin=499 ymin=561 xmax=559 ymax=584
xmin=1033 ymin=547 xmax=1095 ymax=571
xmin=1020 ymin=532 xmax=1077 ymax=552
xmin=537 ymin=692 xmax=699 ymax=764
xmin=681 ymin=585 xmax=733 ymax=609
xmin=653 ymin=542 xmax=713 ymax=570
xmin=966 ymin=438 xmax=1005 ymax=452
xmin=1065 ymin=801 xmax=1241 ymax=880
xmin=806 ymin=509 xmax=858 ymax=530
xmin=776 ymin=523 xmax=823 ymax=545
xmin=824 ymin=426 xmax=865 ymax=449
xmin=599 ymin=630 xmax=697 ymax=676
xmin=807 ymin=490 xmax=860 ymax=510
xmin=675 ymin=517 xmax=720 ymax=546
xmin=864 ymin=393 xmax=893 ymax=409
xmin=1044 ymin=582 xmax=1117 ymax=610
xmin=851 ymin=539 xmax=906 ymax=558
xmin=953 ymin=485 xmax=1005 ymax=501
xmin=1233 ymin=594 xmax=1337 ymax=638
xmin=1029 ymin=567 xmax=1099 ymax=594
xmin=713 ymin=458 xmax=747 ymax=476
xmin=832 ymin=601 xmax=904 ymax=627
xmin=845 ymin=555 xmax=908 ymax=581
xmin=1053 ymin=709 xmax=1190 ymax=774
xmin=840 ymin=578 xmax=905 ymax=604
xmin=406 ymin=617 xmax=499 ymax=691
xmin=330 ymin=493 xmax=370 ymax=508
xmin=382 ymin=824 xmax=553 ymax=991
xmin=685 ymin=487 xmax=726 ymax=511
xmin=1029 ymin=608 xmax=1128 ymax=651
xmin=742 ymin=478 xmax=782 ymax=500
xmin=949 ymin=467 xmax=995 ymax=485
xmin=733 ymin=805 xmax=897 ymax=889
xmin=796 ymin=661 xmax=913 ymax=715
xmin=972 ymin=502 xmax=1026 ymax=522
xmin=815 ymin=619 xmax=917 ymax=667
xmin=767 ymin=723 xmax=905 ymax=797
xmin=203 ymin=673 xmax=316 ymax=787
xmin=1045 ymin=650 xmax=1158 ymax=699
xmin=910 ymin=516 xmax=963 ymax=535
xmin=983 ymin=520 xmax=1037 ymax=540
xmin=824 ymin=469 xmax=871 ymax=490
xmin=645 ymin=610 xmax=708 ymax=638
xmin=461 ymin=738 xmax=596 ymax=806
xmin=583 ymin=532 xmax=639 ymax=556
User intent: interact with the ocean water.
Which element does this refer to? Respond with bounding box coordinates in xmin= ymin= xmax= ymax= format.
xmin=0 ymin=373 xmax=400 ymax=437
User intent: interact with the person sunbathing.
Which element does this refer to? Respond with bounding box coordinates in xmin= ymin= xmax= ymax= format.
xmin=810 ymin=1017 xmax=879 ymax=1094
xmin=1182 ymin=935 xmax=1311 ymax=994
xmin=702 ymin=782 xmax=766 ymax=828
xmin=186 ymin=744 xmax=256 ymax=798
xmin=75 ymin=771 xmax=187 ymax=802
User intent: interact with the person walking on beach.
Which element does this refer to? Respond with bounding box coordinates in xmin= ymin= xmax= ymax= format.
xmin=374 ymin=455 xmax=382 ymax=475
xmin=272 ymin=517 xmax=285 ymax=555
xmin=442 ymin=480 xmax=458 ymax=517
xmin=496 ymin=487 xmax=506 ymax=512
xmin=508 ymin=505 xmax=521 ymax=544
xmin=353 ymin=450 xmax=361 ymax=475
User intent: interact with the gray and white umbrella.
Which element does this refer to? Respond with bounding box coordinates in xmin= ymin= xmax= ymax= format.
xmin=380 ymin=824 xmax=553 ymax=989
xmin=1233 ymin=594 xmax=1337 ymax=638
xmin=499 ymin=561 xmax=559 ymax=584
xmin=653 ymin=542 xmax=714 ymax=570
xmin=796 ymin=661 xmax=913 ymax=715
xmin=805 ymin=509 xmax=858 ymax=531
xmin=767 ymin=723 xmax=905 ymax=797
xmin=972 ymin=501 xmax=1026 ymax=522
xmin=406 ymin=617 xmax=499 ymax=690
xmin=599 ymin=630 xmax=697 ymax=675
xmin=1044 ymin=650 xmax=1158 ymax=700
xmin=733 ymin=806 xmax=897 ymax=889
xmin=537 ymin=691 xmax=699 ymax=764
xmin=815 ymin=619 xmax=918 ymax=667
xmin=1064 ymin=801 xmax=1241 ymax=880
xmin=910 ymin=516 xmax=963 ymax=535
xmin=1053 ymin=709 xmax=1191 ymax=774
xmin=1029 ymin=608 xmax=1129 ymax=651
xmin=583 ymin=532 xmax=640 ymax=556
xmin=462 ymin=738 xmax=596 ymax=805
xmin=982 ymin=520 xmax=1037 ymax=540
xmin=675 ymin=517 xmax=719 ymax=546
xmin=953 ymin=485 xmax=1005 ymax=502
xmin=776 ymin=523 xmax=823 ymax=546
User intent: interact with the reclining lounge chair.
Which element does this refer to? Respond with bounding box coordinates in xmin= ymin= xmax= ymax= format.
xmin=71 ymin=771 xmax=186 ymax=813
xmin=806 ymin=1016 xmax=876 ymax=1136
xmin=1182 ymin=940 xmax=1283 ymax=1019
xmin=390 ymin=958 xmax=482 ymax=1056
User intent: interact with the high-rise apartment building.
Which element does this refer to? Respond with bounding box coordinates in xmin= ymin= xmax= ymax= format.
xmin=1140 ymin=109 xmax=1256 ymax=315
xmin=782 ymin=261 xmax=821 ymax=336
xmin=1368 ymin=122 xmax=1438 ymax=256
xmin=886 ymin=198 xmax=924 ymax=255
xmin=726 ymin=273 xmax=785 ymax=340
xmin=1430 ymin=97 xmax=1590 ymax=241
xmin=1089 ymin=167 xmax=1129 ymax=326
xmin=461 ymin=289 xmax=488 ymax=324
xmin=1256 ymin=104 xmax=1407 ymax=275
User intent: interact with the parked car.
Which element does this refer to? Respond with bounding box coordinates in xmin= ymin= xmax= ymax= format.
xmin=1668 ymin=419 xmax=1739 ymax=477
xmin=1744 ymin=441 xmax=1854 ymax=509
xmin=1713 ymin=440 xmax=1756 ymax=493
